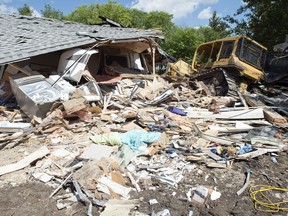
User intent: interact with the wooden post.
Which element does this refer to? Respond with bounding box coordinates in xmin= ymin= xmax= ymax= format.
xmin=152 ymin=47 xmax=156 ymax=76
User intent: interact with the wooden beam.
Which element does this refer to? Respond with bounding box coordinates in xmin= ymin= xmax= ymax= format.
xmin=9 ymin=64 xmax=32 ymax=76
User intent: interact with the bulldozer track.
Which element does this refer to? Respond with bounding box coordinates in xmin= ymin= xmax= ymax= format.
xmin=221 ymin=69 xmax=239 ymax=98
xmin=191 ymin=68 xmax=239 ymax=98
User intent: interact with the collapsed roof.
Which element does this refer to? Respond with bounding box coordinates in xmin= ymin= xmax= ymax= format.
xmin=0 ymin=14 xmax=163 ymax=65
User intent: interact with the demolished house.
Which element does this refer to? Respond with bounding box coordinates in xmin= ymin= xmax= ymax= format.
xmin=0 ymin=14 xmax=287 ymax=216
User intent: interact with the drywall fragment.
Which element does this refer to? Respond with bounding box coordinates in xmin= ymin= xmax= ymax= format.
xmin=152 ymin=209 xmax=171 ymax=216
xmin=0 ymin=146 xmax=50 ymax=176
xmin=192 ymin=186 xmax=209 ymax=204
xmin=149 ymin=199 xmax=158 ymax=205
xmin=0 ymin=121 xmax=31 ymax=133
xmin=98 ymin=176 xmax=131 ymax=198
xmin=80 ymin=144 xmax=114 ymax=161
xmin=211 ymin=190 xmax=221 ymax=201
xmin=33 ymin=172 xmax=53 ymax=183
xmin=100 ymin=199 xmax=139 ymax=216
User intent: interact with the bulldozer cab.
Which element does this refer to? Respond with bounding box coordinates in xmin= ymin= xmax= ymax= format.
xmin=192 ymin=35 xmax=267 ymax=81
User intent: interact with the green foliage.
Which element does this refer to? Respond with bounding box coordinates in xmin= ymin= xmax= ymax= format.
xmin=64 ymin=1 xmax=174 ymax=32
xmin=224 ymin=0 xmax=288 ymax=48
xmin=196 ymin=26 xmax=223 ymax=42
xmin=18 ymin=3 xmax=33 ymax=16
xmin=95 ymin=1 xmax=133 ymax=26
xmin=41 ymin=4 xmax=64 ymax=20
xmin=161 ymin=25 xmax=230 ymax=62
xmin=64 ymin=5 xmax=99 ymax=24
xmin=129 ymin=9 xmax=147 ymax=28
xmin=161 ymin=27 xmax=202 ymax=62
xmin=209 ymin=11 xmax=230 ymax=38
xmin=64 ymin=1 xmax=132 ymax=25
xmin=143 ymin=11 xmax=174 ymax=32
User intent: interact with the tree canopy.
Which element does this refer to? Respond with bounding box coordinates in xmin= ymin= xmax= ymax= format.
xmin=64 ymin=1 xmax=175 ymax=32
xmin=161 ymin=27 xmax=201 ymax=62
xmin=18 ymin=3 xmax=33 ymax=16
xmin=225 ymin=0 xmax=288 ymax=48
xmin=209 ymin=11 xmax=230 ymax=38
xmin=41 ymin=4 xmax=64 ymax=20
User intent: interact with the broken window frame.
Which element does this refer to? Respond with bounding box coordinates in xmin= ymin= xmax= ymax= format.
xmin=218 ymin=41 xmax=235 ymax=60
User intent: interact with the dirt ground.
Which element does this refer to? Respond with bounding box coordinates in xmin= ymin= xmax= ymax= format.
xmin=0 ymin=138 xmax=286 ymax=216
xmin=131 ymin=151 xmax=288 ymax=216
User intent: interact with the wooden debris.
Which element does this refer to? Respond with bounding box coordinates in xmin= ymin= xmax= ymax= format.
xmin=9 ymin=63 xmax=32 ymax=76
xmin=263 ymin=109 xmax=287 ymax=125
xmin=62 ymin=98 xmax=87 ymax=114
xmin=98 ymin=176 xmax=131 ymax=198
xmin=243 ymin=94 xmax=287 ymax=124
xmin=148 ymin=133 xmax=169 ymax=156
xmin=188 ymin=108 xmax=264 ymax=120
xmin=193 ymin=123 xmax=243 ymax=145
xmin=196 ymin=81 xmax=212 ymax=96
xmin=204 ymin=149 xmax=223 ymax=161
xmin=49 ymin=172 xmax=73 ymax=198
xmin=206 ymin=162 xmax=231 ymax=169
xmin=111 ymin=171 xmax=127 ymax=186
xmin=0 ymin=146 xmax=50 ymax=176
xmin=127 ymin=171 xmax=141 ymax=192
xmin=195 ymin=130 xmax=218 ymax=148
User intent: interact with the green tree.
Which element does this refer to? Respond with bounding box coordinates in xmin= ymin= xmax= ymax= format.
xmin=196 ymin=26 xmax=223 ymax=42
xmin=161 ymin=26 xmax=202 ymax=62
xmin=225 ymin=0 xmax=288 ymax=48
xmin=209 ymin=11 xmax=230 ymax=38
xmin=18 ymin=3 xmax=33 ymax=16
xmin=129 ymin=8 xmax=147 ymax=28
xmin=64 ymin=1 xmax=132 ymax=25
xmin=41 ymin=4 xmax=64 ymax=20
xmin=143 ymin=11 xmax=174 ymax=32
xmin=64 ymin=5 xmax=99 ymax=24
xmin=64 ymin=1 xmax=174 ymax=32
xmin=95 ymin=1 xmax=132 ymax=26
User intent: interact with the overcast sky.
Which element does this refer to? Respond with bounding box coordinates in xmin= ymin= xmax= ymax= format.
xmin=0 ymin=0 xmax=244 ymax=27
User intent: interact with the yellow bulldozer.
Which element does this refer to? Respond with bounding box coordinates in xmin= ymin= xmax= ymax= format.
xmin=166 ymin=35 xmax=268 ymax=97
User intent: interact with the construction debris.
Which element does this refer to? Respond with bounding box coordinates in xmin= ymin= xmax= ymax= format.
xmin=0 ymin=14 xmax=287 ymax=216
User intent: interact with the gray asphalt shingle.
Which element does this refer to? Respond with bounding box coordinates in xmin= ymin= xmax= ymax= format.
xmin=0 ymin=14 xmax=163 ymax=65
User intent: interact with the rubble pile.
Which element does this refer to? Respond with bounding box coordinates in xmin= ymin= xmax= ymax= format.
xmin=0 ymin=68 xmax=287 ymax=215
xmin=0 ymin=14 xmax=287 ymax=215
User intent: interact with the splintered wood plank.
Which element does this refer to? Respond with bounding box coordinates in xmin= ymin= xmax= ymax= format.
xmin=263 ymin=109 xmax=287 ymax=125
xmin=111 ymin=171 xmax=127 ymax=186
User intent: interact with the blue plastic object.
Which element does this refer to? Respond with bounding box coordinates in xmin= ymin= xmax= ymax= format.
xmin=119 ymin=130 xmax=161 ymax=150
xmin=167 ymin=106 xmax=187 ymax=116
xmin=237 ymin=144 xmax=252 ymax=155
